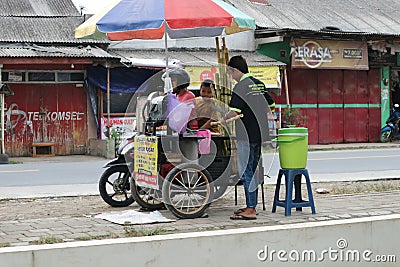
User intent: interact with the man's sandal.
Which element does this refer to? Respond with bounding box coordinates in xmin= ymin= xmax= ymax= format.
xmin=230 ymin=214 xmax=257 ymax=220
xmin=234 ymin=208 xmax=259 ymax=215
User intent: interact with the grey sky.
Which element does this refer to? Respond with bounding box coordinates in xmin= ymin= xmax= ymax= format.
xmin=71 ymin=0 xmax=109 ymax=14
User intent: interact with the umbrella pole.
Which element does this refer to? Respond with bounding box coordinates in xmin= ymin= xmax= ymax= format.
xmin=215 ymin=37 xmax=221 ymax=101
xmin=165 ymin=32 xmax=169 ymax=71
xmin=163 ymin=32 xmax=172 ymax=93
xmin=222 ymin=37 xmax=228 ymax=104
xmin=284 ymin=68 xmax=290 ymax=106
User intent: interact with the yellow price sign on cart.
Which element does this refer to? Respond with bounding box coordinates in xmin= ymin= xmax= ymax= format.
xmin=134 ymin=135 xmax=158 ymax=189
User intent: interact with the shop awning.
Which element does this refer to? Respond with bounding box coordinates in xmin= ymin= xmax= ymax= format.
xmin=108 ymin=48 xmax=285 ymax=89
xmin=86 ymin=66 xmax=161 ymax=94
xmin=109 ymin=48 xmax=285 ymax=67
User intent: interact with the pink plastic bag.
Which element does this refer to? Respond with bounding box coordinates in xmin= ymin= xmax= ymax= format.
xmin=168 ymin=101 xmax=194 ymax=133
xmin=197 ymin=129 xmax=211 ymax=154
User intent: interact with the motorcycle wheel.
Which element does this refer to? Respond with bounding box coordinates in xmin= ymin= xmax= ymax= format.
xmin=99 ymin=165 xmax=134 ymax=207
xmin=130 ymin=176 xmax=165 ymax=210
xmin=162 ymin=163 xmax=214 ymax=219
xmin=380 ymin=130 xmax=392 ymax=143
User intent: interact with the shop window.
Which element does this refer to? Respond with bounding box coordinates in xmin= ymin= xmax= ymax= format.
xmin=28 ymin=72 xmax=55 ymax=82
xmin=2 ymin=70 xmax=85 ymax=83
xmin=103 ymin=93 xmax=135 ymax=114
xmin=58 ymin=72 xmax=85 ymax=82
xmin=1 ymin=71 xmax=26 ymax=82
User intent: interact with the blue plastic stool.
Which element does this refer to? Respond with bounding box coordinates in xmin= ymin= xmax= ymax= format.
xmin=272 ymin=168 xmax=316 ymax=216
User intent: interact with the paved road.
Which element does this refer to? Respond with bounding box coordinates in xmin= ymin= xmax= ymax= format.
xmin=263 ymin=147 xmax=400 ymax=183
xmin=1 ymin=143 xmax=400 ymax=199
xmin=0 ymin=156 xmax=108 ymax=199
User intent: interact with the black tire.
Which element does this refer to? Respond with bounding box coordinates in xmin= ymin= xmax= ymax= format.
xmin=162 ymin=163 xmax=214 ymax=219
xmin=380 ymin=130 xmax=392 ymax=143
xmin=99 ymin=165 xmax=134 ymax=207
xmin=130 ymin=176 xmax=165 ymax=210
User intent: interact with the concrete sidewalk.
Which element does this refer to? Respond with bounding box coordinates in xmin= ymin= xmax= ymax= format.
xmin=0 ymin=187 xmax=399 ymax=248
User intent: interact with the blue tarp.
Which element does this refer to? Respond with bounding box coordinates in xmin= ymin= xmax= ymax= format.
xmin=87 ymin=66 xmax=161 ymax=94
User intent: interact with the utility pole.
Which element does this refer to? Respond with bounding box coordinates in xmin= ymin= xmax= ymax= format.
xmin=0 ymin=64 xmax=14 ymax=164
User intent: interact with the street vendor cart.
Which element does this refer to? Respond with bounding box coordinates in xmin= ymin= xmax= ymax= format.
xmin=130 ymin=91 xmax=241 ymax=219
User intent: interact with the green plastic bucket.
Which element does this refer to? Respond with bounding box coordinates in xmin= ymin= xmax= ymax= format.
xmin=274 ymin=127 xmax=308 ymax=169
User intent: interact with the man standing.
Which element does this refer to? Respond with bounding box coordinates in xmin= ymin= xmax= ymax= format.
xmin=222 ymin=55 xmax=275 ymax=220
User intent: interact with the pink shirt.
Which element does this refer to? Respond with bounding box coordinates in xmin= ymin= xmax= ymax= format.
xmin=177 ymin=90 xmax=198 ymax=129
xmin=177 ymin=90 xmax=195 ymax=102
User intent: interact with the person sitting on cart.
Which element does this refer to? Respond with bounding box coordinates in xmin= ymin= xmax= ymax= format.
xmin=195 ymin=79 xmax=223 ymax=133
xmin=221 ymin=55 xmax=275 ymax=220
xmin=169 ymin=68 xmax=198 ymax=129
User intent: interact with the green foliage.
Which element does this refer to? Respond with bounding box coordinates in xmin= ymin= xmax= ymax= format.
xmin=331 ymin=181 xmax=400 ymax=194
xmin=123 ymin=226 xmax=167 ymax=237
xmin=75 ymin=233 xmax=117 ymax=241
xmin=109 ymin=126 xmax=125 ymax=148
xmin=0 ymin=242 xmax=10 ymax=248
xmin=282 ymin=107 xmax=307 ymax=126
xmin=30 ymin=236 xmax=63 ymax=245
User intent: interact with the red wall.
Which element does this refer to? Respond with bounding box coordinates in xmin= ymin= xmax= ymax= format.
xmin=274 ymin=68 xmax=381 ymax=144
xmin=318 ymin=70 xmax=344 ymax=143
xmin=4 ymin=83 xmax=87 ymax=156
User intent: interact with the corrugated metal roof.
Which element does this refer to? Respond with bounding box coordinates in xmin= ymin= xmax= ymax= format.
xmin=0 ymin=0 xmax=80 ymax=16
xmin=0 ymin=16 xmax=107 ymax=44
xmin=0 ymin=44 xmax=117 ymax=59
xmin=228 ymin=0 xmax=400 ymax=36
xmin=0 ymin=0 xmax=107 ymax=44
xmin=110 ymin=49 xmax=285 ymax=67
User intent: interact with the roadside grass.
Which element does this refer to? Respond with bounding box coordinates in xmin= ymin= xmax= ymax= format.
xmin=123 ymin=226 xmax=167 ymax=237
xmin=266 ymin=179 xmax=400 ymax=195
xmin=72 ymin=227 xmax=168 ymax=241
xmin=8 ymin=161 xmax=23 ymax=164
xmin=75 ymin=233 xmax=120 ymax=241
xmin=30 ymin=236 xmax=63 ymax=245
xmin=0 ymin=242 xmax=10 ymax=248
xmin=327 ymin=180 xmax=400 ymax=195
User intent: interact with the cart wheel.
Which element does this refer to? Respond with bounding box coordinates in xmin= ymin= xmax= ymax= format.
xmin=162 ymin=163 xmax=214 ymax=219
xmin=130 ymin=176 xmax=165 ymax=210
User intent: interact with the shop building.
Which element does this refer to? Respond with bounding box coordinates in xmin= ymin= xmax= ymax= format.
xmin=229 ymin=0 xmax=400 ymax=144
xmin=0 ymin=0 xmax=116 ymax=156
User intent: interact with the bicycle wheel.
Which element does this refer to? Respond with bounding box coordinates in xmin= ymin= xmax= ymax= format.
xmin=130 ymin=176 xmax=165 ymax=210
xmin=162 ymin=163 xmax=214 ymax=219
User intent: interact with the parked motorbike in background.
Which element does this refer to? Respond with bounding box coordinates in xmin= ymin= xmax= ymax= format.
xmin=99 ymin=134 xmax=136 ymax=207
xmin=381 ymin=104 xmax=400 ymax=142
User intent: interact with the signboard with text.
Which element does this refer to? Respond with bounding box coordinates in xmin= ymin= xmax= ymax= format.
xmin=291 ymin=39 xmax=369 ymax=70
xmin=133 ymin=135 xmax=159 ymax=189
xmin=249 ymin=66 xmax=281 ymax=88
xmin=100 ymin=117 xmax=136 ymax=140
xmin=186 ymin=66 xmax=281 ymax=89
xmin=368 ymin=48 xmax=397 ymax=66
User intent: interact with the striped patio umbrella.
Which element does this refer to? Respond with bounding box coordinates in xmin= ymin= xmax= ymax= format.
xmin=75 ymin=0 xmax=256 ymax=95
xmin=75 ymin=0 xmax=256 ymax=40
